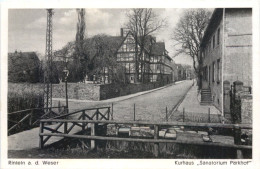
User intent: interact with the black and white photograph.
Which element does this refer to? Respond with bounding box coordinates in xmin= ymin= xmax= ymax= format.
xmin=0 ymin=0 xmax=259 ymax=168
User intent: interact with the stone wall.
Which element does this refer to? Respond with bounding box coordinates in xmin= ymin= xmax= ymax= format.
xmin=52 ymin=83 xmax=100 ymax=100
xmin=240 ymin=95 xmax=252 ymax=124
xmin=9 ymin=81 xmax=167 ymax=101
xmin=229 ymin=81 xmax=252 ymax=124
xmin=100 ymin=82 xmax=163 ymax=100
xmin=8 ymin=83 xmax=101 ymax=101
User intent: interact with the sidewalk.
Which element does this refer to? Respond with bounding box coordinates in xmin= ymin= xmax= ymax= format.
xmin=170 ymin=85 xmax=222 ymax=123
xmin=178 ymin=85 xmax=221 ymax=115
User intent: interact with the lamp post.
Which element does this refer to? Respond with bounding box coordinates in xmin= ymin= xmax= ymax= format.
xmin=63 ymin=57 xmax=69 ymax=133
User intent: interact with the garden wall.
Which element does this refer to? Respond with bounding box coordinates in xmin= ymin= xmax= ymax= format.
xmin=99 ymin=82 xmax=164 ymax=100
xmin=9 ymin=81 xmax=168 ymax=101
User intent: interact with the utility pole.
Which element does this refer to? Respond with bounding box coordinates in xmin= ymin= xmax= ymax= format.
xmin=44 ymin=9 xmax=54 ymax=110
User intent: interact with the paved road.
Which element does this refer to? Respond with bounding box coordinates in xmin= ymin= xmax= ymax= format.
xmin=113 ymin=80 xmax=193 ymax=121
xmin=53 ymin=80 xmax=193 ymax=122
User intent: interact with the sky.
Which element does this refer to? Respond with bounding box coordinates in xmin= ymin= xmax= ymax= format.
xmin=8 ymin=8 xmax=193 ymax=65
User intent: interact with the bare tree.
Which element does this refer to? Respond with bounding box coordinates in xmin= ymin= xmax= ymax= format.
xmin=172 ymin=9 xmax=211 ymax=88
xmin=126 ymin=8 xmax=167 ymax=83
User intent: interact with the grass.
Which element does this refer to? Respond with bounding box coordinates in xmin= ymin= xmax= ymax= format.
xmin=8 ymin=137 xmax=252 ymax=159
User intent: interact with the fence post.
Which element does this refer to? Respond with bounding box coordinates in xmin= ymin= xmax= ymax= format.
xmin=208 ymin=108 xmax=211 ymax=123
xmin=29 ymin=110 xmax=33 ymax=126
xmin=39 ymin=121 xmax=44 ymax=149
xmin=166 ymin=106 xmax=168 ymax=122
xmin=82 ymin=110 xmax=86 ymax=133
xmin=111 ymin=103 xmax=114 ymax=120
xmin=234 ymin=124 xmax=243 ymax=159
xmin=183 ymin=108 xmax=185 ymax=122
xmin=108 ymin=107 xmax=110 ymax=120
xmin=64 ymin=107 xmax=68 ymax=134
xmin=96 ymin=109 xmax=99 ymax=120
xmin=154 ymin=125 xmax=159 ymax=157
xmin=134 ymin=104 xmax=136 ymax=121
xmin=91 ymin=122 xmax=96 ymax=150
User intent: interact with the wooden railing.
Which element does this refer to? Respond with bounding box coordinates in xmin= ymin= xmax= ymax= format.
xmin=8 ymin=106 xmax=66 ymax=135
xmin=39 ymin=117 xmax=252 ymax=158
xmin=39 ymin=107 xmax=111 ymax=148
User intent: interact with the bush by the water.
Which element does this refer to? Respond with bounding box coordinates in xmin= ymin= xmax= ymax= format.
xmin=8 ymin=90 xmax=44 ymax=135
xmin=8 ymin=91 xmax=44 ymax=113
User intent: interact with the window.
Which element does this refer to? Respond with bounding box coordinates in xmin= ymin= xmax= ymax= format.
xmin=123 ymin=44 xmax=127 ymax=51
xmin=217 ymin=28 xmax=220 ymax=45
xmin=209 ymin=41 xmax=211 ymax=52
xmin=217 ymin=59 xmax=220 ymax=83
xmin=208 ymin=66 xmax=211 ymax=84
xmin=203 ymin=66 xmax=207 ymax=80
xmin=130 ymin=63 xmax=135 ymax=73
xmin=213 ymin=35 xmax=215 ymax=49
xmin=212 ymin=62 xmax=215 ymax=82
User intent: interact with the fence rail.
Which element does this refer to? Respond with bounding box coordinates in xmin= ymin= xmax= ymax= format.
xmin=40 ymin=119 xmax=252 ymax=129
xmin=8 ymin=106 xmax=66 ymax=135
xmin=39 ymin=115 xmax=252 ymax=158
xmin=39 ymin=107 xmax=111 ymax=148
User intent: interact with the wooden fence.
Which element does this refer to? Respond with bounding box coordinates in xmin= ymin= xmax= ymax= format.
xmin=39 ymin=114 xmax=252 ymax=158
xmin=39 ymin=106 xmax=111 ymax=149
xmin=8 ymin=106 xmax=66 ymax=135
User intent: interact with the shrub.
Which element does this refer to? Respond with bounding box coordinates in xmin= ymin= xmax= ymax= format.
xmin=8 ymin=90 xmax=44 ymax=135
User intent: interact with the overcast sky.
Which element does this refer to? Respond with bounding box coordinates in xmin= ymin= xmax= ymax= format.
xmin=8 ymin=8 xmax=194 ymax=65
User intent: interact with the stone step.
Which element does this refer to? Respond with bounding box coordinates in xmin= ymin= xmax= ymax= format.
xmin=200 ymin=102 xmax=212 ymax=105
xmin=201 ymin=97 xmax=212 ymax=99
xmin=201 ymin=96 xmax=212 ymax=98
xmin=201 ymin=90 xmax=211 ymax=92
xmin=201 ymin=98 xmax=212 ymax=101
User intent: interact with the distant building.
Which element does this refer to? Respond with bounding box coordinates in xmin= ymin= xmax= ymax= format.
xmin=56 ymin=28 xmax=174 ymax=85
xmin=8 ymin=51 xmax=41 ymax=83
xmin=174 ymin=64 xmax=193 ymax=81
xmin=200 ymin=8 xmax=252 ymax=113
xmin=118 ymin=28 xmax=173 ymax=84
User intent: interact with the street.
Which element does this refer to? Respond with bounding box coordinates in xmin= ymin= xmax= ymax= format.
xmin=53 ymin=80 xmax=193 ymax=122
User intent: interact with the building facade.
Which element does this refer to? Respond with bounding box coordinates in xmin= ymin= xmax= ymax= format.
xmin=200 ymin=8 xmax=252 ymax=114
xmin=116 ymin=28 xmax=173 ymax=84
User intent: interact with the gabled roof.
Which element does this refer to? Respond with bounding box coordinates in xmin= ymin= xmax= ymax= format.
xmin=150 ymin=42 xmax=165 ymax=55
xmin=150 ymin=42 xmax=172 ymax=61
